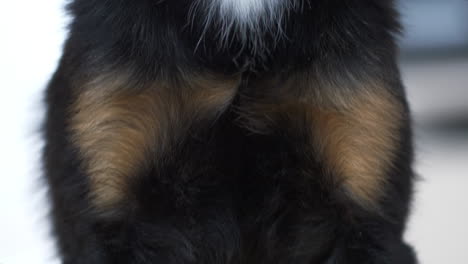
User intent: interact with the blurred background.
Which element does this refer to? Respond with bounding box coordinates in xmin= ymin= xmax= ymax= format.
xmin=0 ymin=0 xmax=467 ymax=263
xmin=397 ymin=1 xmax=468 ymax=263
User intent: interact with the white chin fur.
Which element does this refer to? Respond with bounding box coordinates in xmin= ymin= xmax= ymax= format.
xmin=191 ymin=0 xmax=296 ymax=54
xmin=217 ymin=0 xmax=283 ymax=24
xmin=197 ymin=0 xmax=292 ymax=36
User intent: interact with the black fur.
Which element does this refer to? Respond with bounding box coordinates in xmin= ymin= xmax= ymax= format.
xmin=43 ymin=0 xmax=417 ymax=263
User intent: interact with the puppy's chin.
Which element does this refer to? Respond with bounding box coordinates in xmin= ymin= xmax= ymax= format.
xmin=192 ymin=0 xmax=293 ymax=50
xmin=213 ymin=0 xmax=285 ymax=22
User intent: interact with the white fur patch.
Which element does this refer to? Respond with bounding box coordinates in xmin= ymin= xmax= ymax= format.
xmin=192 ymin=0 xmax=294 ymax=51
xmin=216 ymin=0 xmax=283 ymax=24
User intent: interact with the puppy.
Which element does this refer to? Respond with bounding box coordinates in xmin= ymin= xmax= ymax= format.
xmin=43 ymin=0 xmax=417 ymax=263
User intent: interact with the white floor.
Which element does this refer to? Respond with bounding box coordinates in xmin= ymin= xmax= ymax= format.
xmin=1 ymin=2 xmax=467 ymax=264
xmin=406 ymin=131 xmax=468 ymax=264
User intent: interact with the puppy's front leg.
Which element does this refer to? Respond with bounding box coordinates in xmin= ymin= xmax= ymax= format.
xmin=69 ymin=71 xmax=240 ymax=210
xmin=45 ymin=68 xmax=240 ymax=263
xmin=238 ymin=68 xmax=416 ymax=263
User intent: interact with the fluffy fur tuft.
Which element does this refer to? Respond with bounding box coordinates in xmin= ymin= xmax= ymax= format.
xmin=191 ymin=0 xmax=296 ymax=55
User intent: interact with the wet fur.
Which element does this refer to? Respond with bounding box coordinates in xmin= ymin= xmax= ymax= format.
xmin=43 ymin=0 xmax=417 ymax=263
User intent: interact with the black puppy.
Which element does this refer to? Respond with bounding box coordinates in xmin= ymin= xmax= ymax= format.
xmin=43 ymin=0 xmax=417 ymax=263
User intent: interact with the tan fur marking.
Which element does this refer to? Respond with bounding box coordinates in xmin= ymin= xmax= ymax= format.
xmin=71 ymin=89 xmax=164 ymax=207
xmin=309 ymin=88 xmax=403 ymax=207
xmin=238 ymin=76 xmax=403 ymax=208
xmin=70 ymin=73 xmax=240 ymax=208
